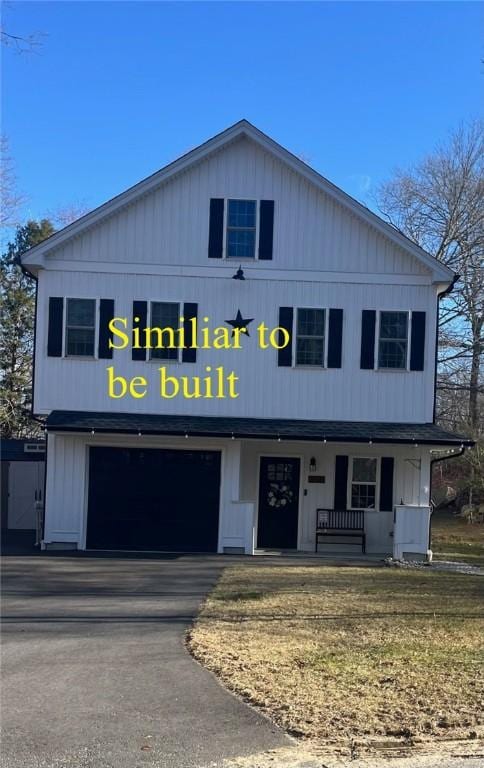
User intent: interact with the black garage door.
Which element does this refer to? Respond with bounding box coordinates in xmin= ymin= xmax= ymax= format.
xmin=86 ymin=447 xmax=221 ymax=552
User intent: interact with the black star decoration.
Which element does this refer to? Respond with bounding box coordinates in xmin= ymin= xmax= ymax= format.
xmin=225 ymin=309 xmax=254 ymax=337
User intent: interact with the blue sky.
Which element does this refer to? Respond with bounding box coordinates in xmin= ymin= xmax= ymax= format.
xmin=2 ymin=2 xmax=481 ymax=226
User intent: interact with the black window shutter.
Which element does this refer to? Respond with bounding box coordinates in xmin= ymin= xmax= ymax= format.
xmin=410 ymin=311 xmax=426 ymax=371
xmin=47 ymin=297 xmax=64 ymax=357
xmin=327 ymin=308 xmax=343 ymax=368
xmin=360 ymin=310 xmax=376 ymax=369
xmin=277 ymin=307 xmax=293 ymax=367
xmin=379 ymin=457 xmax=394 ymax=512
xmin=258 ymin=200 xmax=274 ymax=260
xmin=98 ymin=299 xmax=114 ymax=359
xmin=334 ymin=455 xmax=349 ymax=510
xmin=132 ymin=301 xmax=147 ymax=361
xmin=182 ymin=302 xmax=198 ymax=363
xmin=208 ymin=198 xmax=224 ymax=258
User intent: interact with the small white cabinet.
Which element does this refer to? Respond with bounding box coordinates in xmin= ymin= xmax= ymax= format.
xmin=393 ymin=504 xmax=431 ymax=561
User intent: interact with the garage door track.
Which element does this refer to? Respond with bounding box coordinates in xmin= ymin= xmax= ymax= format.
xmin=1 ymin=554 xmax=288 ymax=768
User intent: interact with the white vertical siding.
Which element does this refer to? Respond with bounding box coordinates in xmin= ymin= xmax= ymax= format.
xmin=44 ymin=433 xmax=87 ymax=544
xmin=35 ymin=269 xmax=437 ymax=422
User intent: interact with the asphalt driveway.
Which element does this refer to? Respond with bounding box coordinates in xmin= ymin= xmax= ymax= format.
xmin=1 ymin=554 xmax=288 ymax=768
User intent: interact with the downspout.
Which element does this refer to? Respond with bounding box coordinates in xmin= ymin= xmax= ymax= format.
xmin=16 ymin=256 xmax=40 ymax=421
xmin=17 ymin=257 xmax=48 ymax=544
xmin=433 ymin=272 xmax=460 ymax=423
xmin=428 ymin=444 xmax=466 ymax=550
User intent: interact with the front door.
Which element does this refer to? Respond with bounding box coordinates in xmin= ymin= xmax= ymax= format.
xmin=257 ymin=457 xmax=300 ymax=549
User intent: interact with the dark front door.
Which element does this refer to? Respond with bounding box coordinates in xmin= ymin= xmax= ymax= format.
xmin=87 ymin=447 xmax=221 ymax=552
xmin=257 ymin=456 xmax=300 ymax=549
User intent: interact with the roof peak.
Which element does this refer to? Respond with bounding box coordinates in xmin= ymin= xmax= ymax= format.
xmin=21 ymin=120 xmax=454 ymax=284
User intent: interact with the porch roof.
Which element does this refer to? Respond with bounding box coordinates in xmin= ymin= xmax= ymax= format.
xmin=45 ymin=411 xmax=473 ymax=446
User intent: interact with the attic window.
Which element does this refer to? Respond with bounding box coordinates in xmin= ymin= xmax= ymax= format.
xmin=226 ymin=200 xmax=256 ymax=258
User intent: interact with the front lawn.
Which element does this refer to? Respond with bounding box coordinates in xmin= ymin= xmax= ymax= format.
xmin=431 ymin=509 xmax=484 ymax=566
xmin=189 ymin=565 xmax=483 ymax=745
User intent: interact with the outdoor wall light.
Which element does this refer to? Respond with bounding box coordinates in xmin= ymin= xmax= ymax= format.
xmin=232 ymin=265 xmax=245 ymax=281
xmin=309 ymin=457 xmax=317 ymax=472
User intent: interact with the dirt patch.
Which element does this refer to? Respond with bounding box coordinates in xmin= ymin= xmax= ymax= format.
xmin=221 ymin=739 xmax=484 ymax=767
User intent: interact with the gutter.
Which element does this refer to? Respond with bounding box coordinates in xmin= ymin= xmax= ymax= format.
xmin=16 ymin=254 xmax=37 ymax=282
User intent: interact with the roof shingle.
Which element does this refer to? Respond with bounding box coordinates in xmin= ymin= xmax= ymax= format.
xmin=45 ymin=411 xmax=473 ymax=446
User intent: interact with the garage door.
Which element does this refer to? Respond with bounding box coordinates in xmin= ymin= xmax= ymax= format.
xmin=86 ymin=447 xmax=221 ymax=552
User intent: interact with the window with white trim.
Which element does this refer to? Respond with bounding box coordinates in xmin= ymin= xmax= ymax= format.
xmin=226 ymin=199 xmax=256 ymax=258
xmin=150 ymin=301 xmax=180 ymax=361
xmin=378 ymin=311 xmax=408 ymax=369
xmin=65 ymin=298 xmax=96 ymax=357
xmin=349 ymin=457 xmax=378 ymax=510
xmin=296 ymin=308 xmax=326 ymax=366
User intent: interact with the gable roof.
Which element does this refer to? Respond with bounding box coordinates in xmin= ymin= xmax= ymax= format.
xmin=22 ymin=119 xmax=454 ymax=283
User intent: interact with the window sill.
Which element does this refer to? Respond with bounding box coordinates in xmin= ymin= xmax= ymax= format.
xmin=223 ymin=256 xmax=258 ymax=261
xmin=148 ymin=357 xmax=182 ymax=364
xmin=375 ymin=367 xmax=410 ymax=373
xmin=63 ymin=355 xmax=97 ymax=361
xmin=293 ymin=365 xmax=327 ymax=371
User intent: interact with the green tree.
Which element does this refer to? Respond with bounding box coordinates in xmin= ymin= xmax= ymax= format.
xmin=0 ymin=219 xmax=54 ymax=437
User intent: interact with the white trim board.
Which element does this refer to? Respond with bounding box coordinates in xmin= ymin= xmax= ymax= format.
xmin=40 ymin=261 xmax=436 ymax=287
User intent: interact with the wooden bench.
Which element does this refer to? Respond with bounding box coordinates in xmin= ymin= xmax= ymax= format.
xmin=315 ymin=509 xmax=366 ymax=553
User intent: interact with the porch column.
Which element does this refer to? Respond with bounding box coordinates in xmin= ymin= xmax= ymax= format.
xmin=218 ymin=441 xmax=255 ymax=555
xmin=418 ymin=451 xmax=431 ymax=506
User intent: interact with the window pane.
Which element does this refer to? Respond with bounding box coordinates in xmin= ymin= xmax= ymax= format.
xmin=151 ymin=347 xmax=178 ymax=360
xmin=151 ymin=302 xmax=179 ymax=328
xmin=66 ymin=328 xmax=94 ymax=356
xmin=352 ymin=458 xmax=377 ymax=482
xmin=378 ymin=340 xmax=407 ymax=369
xmin=380 ymin=311 xmax=408 ymax=340
xmin=351 ymin=484 xmax=376 ymax=510
xmin=67 ymin=298 xmax=95 ymax=327
xmin=228 ymin=200 xmax=256 ymax=228
xmin=227 ymin=229 xmax=256 ymax=258
xmin=296 ymin=337 xmax=325 ymax=366
xmin=151 ymin=302 xmax=179 ymax=360
xmin=297 ymin=308 xmax=325 ymax=336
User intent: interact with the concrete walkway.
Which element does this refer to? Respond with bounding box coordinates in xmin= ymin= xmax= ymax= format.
xmin=1 ymin=554 xmax=289 ymax=768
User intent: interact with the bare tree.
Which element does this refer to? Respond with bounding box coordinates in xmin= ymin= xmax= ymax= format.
xmin=0 ymin=136 xmax=25 ymax=230
xmin=46 ymin=203 xmax=91 ymax=228
xmin=377 ymin=120 xmax=484 ymax=437
xmin=1 ymin=10 xmax=45 ymax=54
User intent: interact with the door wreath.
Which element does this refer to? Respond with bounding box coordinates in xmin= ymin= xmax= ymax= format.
xmin=267 ymin=482 xmax=294 ymax=508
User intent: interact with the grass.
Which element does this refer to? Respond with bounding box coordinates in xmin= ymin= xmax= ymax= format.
xmin=431 ymin=510 xmax=484 ymax=566
xmin=189 ymin=564 xmax=484 ymax=745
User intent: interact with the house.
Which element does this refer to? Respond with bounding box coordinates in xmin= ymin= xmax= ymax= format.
xmin=20 ymin=120 xmax=472 ymax=557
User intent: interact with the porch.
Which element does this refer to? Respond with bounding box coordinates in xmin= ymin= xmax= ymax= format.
xmin=42 ymin=410 xmax=471 ymax=557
